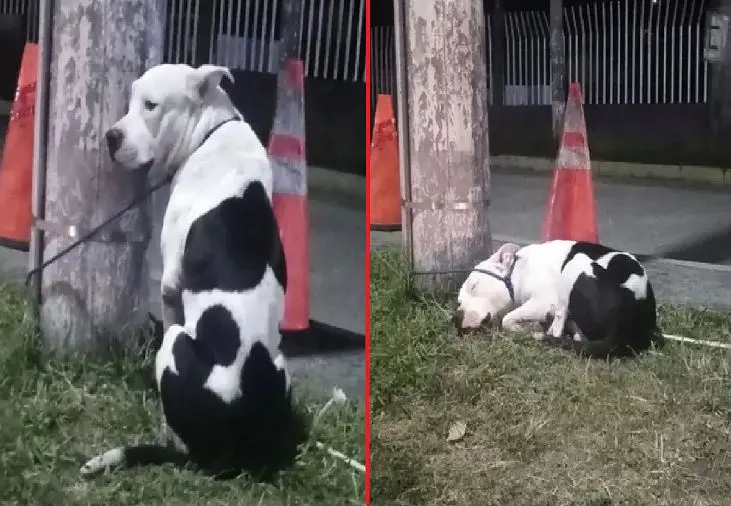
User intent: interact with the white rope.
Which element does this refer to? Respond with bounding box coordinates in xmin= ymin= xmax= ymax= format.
xmin=311 ymin=387 xmax=366 ymax=473
xmin=663 ymin=333 xmax=731 ymax=350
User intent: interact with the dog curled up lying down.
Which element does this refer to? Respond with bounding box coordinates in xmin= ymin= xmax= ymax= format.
xmin=80 ymin=63 xmax=305 ymax=479
xmin=453 ymin=240 xmax=663 ymax=358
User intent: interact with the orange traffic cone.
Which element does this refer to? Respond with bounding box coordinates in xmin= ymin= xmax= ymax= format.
xmin=541 ymin=82 xmax=598 ymax=243
xmin=0 ymin=42 xmax=38 ymax=251
xmin=369 ymin=94 xmax=401 ymax=231
xmin=269 ymin=57 xmax=309 ymax=332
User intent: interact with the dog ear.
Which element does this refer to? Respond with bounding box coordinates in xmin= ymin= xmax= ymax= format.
xmin=188 ymin=65 xmax=235 ymax=101
xmin=488 ymin=243 xmax=520 ymax=268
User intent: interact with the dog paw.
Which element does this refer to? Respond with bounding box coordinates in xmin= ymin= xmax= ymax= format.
xmin=532 ymin=331 xmax=546 ymax=341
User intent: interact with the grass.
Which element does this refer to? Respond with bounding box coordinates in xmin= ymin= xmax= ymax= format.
xmin=0 ymin=282 xmax=364 ymax=505
xmin=370 ymin=250 xmax=731 ymax=506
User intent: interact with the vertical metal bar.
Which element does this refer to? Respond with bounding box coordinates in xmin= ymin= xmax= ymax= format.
xmin=638 ymin=0 xmax=645 ymax=104
xmin=243 ymin=0 xmax=252 ymax=70
xmin=343 ymin=0 xmax=355 ymax=81
xmin=623 ymin=0 xmax=629 ymax=103
xmin=528 ymin=12 xmax=536 ymax=105
xmin=208 ymin=0 xmax=217 ymax=63
xmin=334 ymin=0 xmax=346 ymax=80
xmin=257 ymin=0 xmax=268 ymax=72
xmin=585 ymin=4 xmax=593 ymax=104
xmin=322 ymin=0 xmax=335 ymax=78
xmin=485 ymin=14 xmax=495 ymax=105
xmin=192 ymin=0 xmax=200 ymax=65
xmin=602 ymin=1 xmax=607 ymax=104
xmin=184 ymin=0 xmax=193 ymax=64
xmin=177 ymin=0 xmax=186 ymax=63
xmin=298 ymin=0 xmax=306 ymax=60
xmin=505 ymin=11 xmax=515 ymax=105
xmin=354 ymin=0 xmax=364 ymax=82
xmin=216 ymin=0 xmax=225 ymax=65
xmin=305 ymin=0 xmax=316 ymax=77
xmin=224 ymin=0 xmax=234 ymax=68
xmin=536 ymin=11 xmax=549 ymax=105
xmin=268 ymin=0 xmax=279 ymax=73
xmin=631 ymin=0 xmax=636 ymax=103
xmin=687 ymin=0 xmax=698 ymax=103
xmin=694 ymin=0 xmax=701 ymax=102
xmin=592 ymin=2 xmax=599 ymax=104
xmin=662 ymin=0 xmax=670 ymax=104
xmin=313 ymin=0 xmax=325 ymax=78
xmin=392 ymin=0 xmax=413 ymax=264
xmin=232 ymin=0 xmax=242 ymax=69
xmin=678 ymin=0 xmax=686 ymax=103
xmin=518 ymin=12 xmax=525 ymax=104
xmin=654 ymin=0 xmax=660 ymax=103
xmin=670 ymin=0 xmax=677 ymax=102
xmin=250 ymin=0 xmax=260 ymax=71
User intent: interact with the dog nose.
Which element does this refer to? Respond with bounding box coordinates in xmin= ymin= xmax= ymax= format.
xmin=105 ymin=128 xmax=124 ymax=156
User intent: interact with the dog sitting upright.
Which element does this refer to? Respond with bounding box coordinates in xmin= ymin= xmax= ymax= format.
xmin=453 ymin=240 xmax=662 ymax=358
xmin=80 ymin=64 xmax=304 ymax=479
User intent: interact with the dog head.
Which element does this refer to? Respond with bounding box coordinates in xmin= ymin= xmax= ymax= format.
xmin=105 ymin=63 xmax=235 ymax=172
xmin=453 ymin=243 xmax=521 ymax=335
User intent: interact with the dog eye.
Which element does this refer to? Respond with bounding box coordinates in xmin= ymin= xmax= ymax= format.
xmin=143 ymin=99 xmax=158 ymax=111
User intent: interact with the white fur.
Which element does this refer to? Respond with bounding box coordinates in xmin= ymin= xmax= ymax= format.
xmin=114 ymin=63 xmax=287 ymax=445
xmin=456 ymin=240 xmax=650 ymax=336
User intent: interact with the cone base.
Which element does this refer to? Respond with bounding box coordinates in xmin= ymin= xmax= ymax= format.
xmin=0 ymin=237 xmax=29 ymax=252
xmin=370 ymin=223 xmax=401 ymax=232
xmin=280 ymin=320 xmax=365 ymax=357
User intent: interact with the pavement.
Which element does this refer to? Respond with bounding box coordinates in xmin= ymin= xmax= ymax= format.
xmin=373 ymin=168 xmax=731 ymax=311
xmin=0 ymin=167 xmax=366 ymax=403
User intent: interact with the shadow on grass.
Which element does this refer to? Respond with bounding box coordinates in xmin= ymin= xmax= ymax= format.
xmin=0 ymin=282 xmax=364 ymax=505
xmin=371 ymin=250 xmax=731 ymax=506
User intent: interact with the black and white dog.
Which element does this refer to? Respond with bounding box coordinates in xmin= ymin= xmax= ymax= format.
xmin=453 ymin=240 xmax=663 ymax=358
xmin=80 ymin=63 xmax=304 ymax=479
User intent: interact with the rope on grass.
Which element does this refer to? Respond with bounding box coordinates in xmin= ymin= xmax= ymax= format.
xmin=311 ymin=387 xmax=366 ymax=473
xmin=663 ymin=333 xmax=731 ymax=350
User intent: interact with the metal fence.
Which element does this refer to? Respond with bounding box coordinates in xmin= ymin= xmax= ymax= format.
xmin=371 ymin=0 xmax=709 ymax=106
xmin=1 ymin=0 xmax=365 ymax=83
xmin=0 ymin=0 xmax=39 ymax=41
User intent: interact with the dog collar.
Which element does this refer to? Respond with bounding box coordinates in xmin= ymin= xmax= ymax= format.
xmin=197 ymin=116 xmax=241 ymax=150
xmin=472 ymin=258 xmax=517 ymax=302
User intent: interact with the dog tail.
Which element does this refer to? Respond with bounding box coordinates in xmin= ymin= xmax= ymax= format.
xmin=79 ymin=444 xmax=189 ymax=477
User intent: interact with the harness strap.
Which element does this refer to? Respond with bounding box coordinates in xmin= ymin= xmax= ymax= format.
xmin=471 ymin=257 xmax=518 ymax=302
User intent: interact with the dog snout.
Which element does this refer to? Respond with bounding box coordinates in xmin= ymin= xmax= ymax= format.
xmin=105 ymin=127 xmax=124 ymax=157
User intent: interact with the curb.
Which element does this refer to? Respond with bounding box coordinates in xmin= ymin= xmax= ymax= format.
xmin=493 ymin=155 xmax=731 ymax=186
xmin=308 ymin=166 xmax=365 ymax=202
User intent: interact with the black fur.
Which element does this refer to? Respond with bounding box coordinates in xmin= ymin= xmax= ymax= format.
xmin=182 ymin=181 xmax=287 ymax=293
xmin=114 ymin=180 xmax=304 ymax=480
xmin=550 ymin=241 xmax=662 ymax=359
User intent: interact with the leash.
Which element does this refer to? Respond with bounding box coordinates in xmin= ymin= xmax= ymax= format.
xmin=25 ymin=173 xmax=173 ymax=288
xmin=25 ymin=116 xmax=241 ymax=289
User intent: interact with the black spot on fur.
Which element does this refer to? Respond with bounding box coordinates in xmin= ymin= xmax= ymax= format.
xmin=160 ymin=332 xmax=305 ymax=479
xmin=561 ymin=241 xmax=617 ymax=270
xmin=194 ymin=305 xmax=240 ymax=367
xmin=182 ymin=180 xmax=287 ymax=293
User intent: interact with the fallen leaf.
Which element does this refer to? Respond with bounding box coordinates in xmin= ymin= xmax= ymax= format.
xmin=447 ymin=421 xmax=467 ymax=443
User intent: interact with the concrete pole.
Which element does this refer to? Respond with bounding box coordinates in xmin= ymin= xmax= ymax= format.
xmin=400 ymin=0 xmax=492 ymax=291
xmin=550 ymin=0 xmax=566 ymax=139
xmin=40 ymin=0 xmax=166 ymax=352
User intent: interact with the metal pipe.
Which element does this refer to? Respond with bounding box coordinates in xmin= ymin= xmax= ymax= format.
xmin=29 ymin=0 xmax=54 ymax=302
xmin=393 ymin=0 xmax=413 ymax=267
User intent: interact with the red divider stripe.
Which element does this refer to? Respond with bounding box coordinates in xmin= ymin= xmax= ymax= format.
xmin=561 ymin=131 xmax=586 ymax=150
xmin=268 ymin=134 xmax=305 ymax=161
xmin=285 ymin=58 xmax=305 ymax=92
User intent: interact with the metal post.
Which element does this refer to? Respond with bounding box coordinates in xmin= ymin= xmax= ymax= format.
xmin=392 ymin=0 xmax=412 ymax=265
xmin=708 ymin=0 xmax=731 ymax=159
xmin=40 ymin=0 xmax=166 ymax=352
xmin=400 ymin=0 xmax=492 ymax=291
xmin=550 ymin=0 xmax=566 ymax=138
